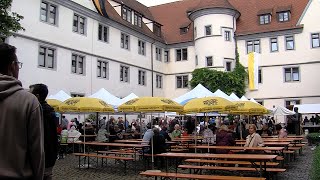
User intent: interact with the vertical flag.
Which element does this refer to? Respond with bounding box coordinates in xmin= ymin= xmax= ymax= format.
xmin=248 ymin=52 xmax=259 ymax=90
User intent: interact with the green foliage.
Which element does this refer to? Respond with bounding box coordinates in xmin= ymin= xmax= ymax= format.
xmin=307 ymin=133 xmax=320 ymax=145
xmin=311 ymin=146 xmax=320 ymax=180
xmin=190 ymin=51 xmax=247 ymax=97
xmin=0 ymin=0 xmax=24 ymax=41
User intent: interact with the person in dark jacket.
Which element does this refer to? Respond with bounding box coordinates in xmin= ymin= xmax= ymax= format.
xmin=160 ymin=126 xmax=171 ymax=141
xmin=30 ymin=84 xmax=58 ymax=180
xmin=185 ymin=116 xmax=195 ymax=134
xmin=216 ymin=125 xmax=235 ymax=154
xmin=149 ymin=128 xmax=166 ymax=154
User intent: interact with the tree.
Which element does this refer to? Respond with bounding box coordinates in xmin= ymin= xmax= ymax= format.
xmin=190 ymin=51 xmax=247 ymax=97
xmin=0 ymin=0 xmax=24 ymax=42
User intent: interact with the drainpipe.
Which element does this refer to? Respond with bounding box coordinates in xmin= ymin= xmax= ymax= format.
xmin=151 ymin=40 xmax=155 ymax=97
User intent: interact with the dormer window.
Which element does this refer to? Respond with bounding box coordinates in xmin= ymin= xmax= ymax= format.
xmin=122 ymin=6 xmax=131 ymax=23
xmin=278 ymin=11 xmax=290 ymax=22
xmin=259 ymin=14 xmax=271 ymax=25
xmin=180 ymin=27 xmax=189 ymax=34
xmin=153 ymin=23 xmax=161 ymax=37
xmin=134 ymin=13 xmax=142 ymax=27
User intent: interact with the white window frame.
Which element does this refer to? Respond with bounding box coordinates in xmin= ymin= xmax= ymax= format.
xmin=225 ymin=60 xmax=233 ymax=72
xmin=120 ymin=65 xmax=130 ymax=83
xmin=176 ymin=48 xmax=188 ymax=61
xmin=284 ymin=67 xmax=300 ymax=82
xmin=164 ymin=50 xmax=169 ymax=63
xmin=71 ymin=54 xmax=85 ymax=75
xmin=38 ymin=45 xmax=56 ymax=70
xmin=278 ymin=11 xmax=290 ymax=22
xmin=195 ymin=55 xmax=198 ymax=66
xmin=122 ymin=6 xmax=131 ymax=23
xmin=98 ymin=24 xmax=109 ymax=43
xmin=40 ymin=1 xmax=58 ymax=25
xmin=121 ymin=33 xmax=130 ymax=50
xmin=176 ymin=75 xmax=189 ymax=89
xmin=156 ymin=74 xmax=162 ymax=88
xmin=138 ymin=70 xmax=146 ymax=86
xmin=73 ymin=13 xmax=86 ymax=35
xmin=138 ymin=40 xmax=146 ymax=55
xmin=134 ymin=13 xmax=142 ymax=27
xmin=258 ymin=68 xmax=262 ymax=83
xmin=97 ymin=60 xmax=109 ymax=79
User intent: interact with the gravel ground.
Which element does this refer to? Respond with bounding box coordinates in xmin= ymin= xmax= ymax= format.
xmin=52 ymin=145 xmax=314 ymax=180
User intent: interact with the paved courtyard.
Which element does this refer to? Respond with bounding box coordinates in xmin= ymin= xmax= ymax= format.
xmin=52 ymin=145 xmax=313 ymax=180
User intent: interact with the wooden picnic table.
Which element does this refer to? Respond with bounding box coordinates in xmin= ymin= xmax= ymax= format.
xmin=189 ymin=145 xmax=284 ymax=152
xmin=115 ymin=139 xmax=148 ymax=144
xmin=158 ymin=152 xmax=277 ymax=177
xmin=235 ymin=139 xmax=294 ymax=142
xmin=262 ymin=135 xmax=304 ymax=138
xmin=75 ymin=141 xmax=149 ymax=148
xmin=236 ymin=142 xmax=290 ymax=147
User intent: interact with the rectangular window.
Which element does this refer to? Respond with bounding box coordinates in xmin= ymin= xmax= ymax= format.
xmin=176 ymin=75 xmax=188 ymax=88
xmin=71 ymin=54 xmax=85 ymax=75
xmin=285 ymin=100 xmax=300 ymax=107
xmin=121 ymin=33 xmax=130 ymax=50
xmin=153 ymin=23 xmax=161 ymax=37
xmin=73 ymin=14 xmax=86 ymax=34
xmin=195 ymin=55 xmax=198 ymax=66
xmin=247 ymin=40 xmax=260 ymax=53
xmin=98 ymin=24 xmax=109 ymax=42
xmin=156 ymin=75 xmax=162 ymax=88
xmin=164 ymin=50 xmax=169 ymax=62
xmin=138 ymin=40 xmax=145 ymax=55
xmin=138 ymin=70 xmax=146 ymax=85
xmin=270 ymin=38 xmax=278 ymax=52
xmin=71 ymin=93 xmax=85 ymax=97
xmin=38 ymin=46 xmax=55 ymax=69
xmin=156 ymin=47 xmax=162 ymax=61
xmin=225 ymin=61 xmax=232 ymax=72
xmin=259 ymin=14 xmax=271 ymax=24
xmin=134 ymin=13 xmax=142 ymax=27
xmin=285 ymin=36 xmax=294 ymax=50
xmin=284 ymin=67 xmax=300 ymax=82
xmin=224 ymin=30 xmax=231 ymax=41
xmin=258 ymin=69 xmax=262 ymax=83
xmin=311 ymin=33 xmax=320 ymax=48
xmin=40 ymin=1 xmax=57 ymax=25
xmin=205 ymin=25 xmax=212 ymax=36
xmin=122 ymin=6 xmax=131 ymax=23
xmin=97 ymin=60 xmax=108 ymax=79
xmin=120 ymin=65 xmax=129 ymax=82
xmin=176 ymin=48 xmax=188 ymax=61
xmin=194 ymin=27 xmax=197 ymax=38
xmin=206 ymin=56 xmax=213 ymax=67
xmin=278 ymin=11 xmax=290 ymax=22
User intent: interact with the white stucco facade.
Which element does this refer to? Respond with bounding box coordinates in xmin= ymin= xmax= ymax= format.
xmin=6 ymin=0 xmax=320 ymax=109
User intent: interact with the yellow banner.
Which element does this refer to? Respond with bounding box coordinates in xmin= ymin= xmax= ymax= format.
xmin=248 ymin=52 xmax=255 ymax=90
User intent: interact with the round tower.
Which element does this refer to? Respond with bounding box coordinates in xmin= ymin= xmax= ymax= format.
xmin=189 ymin=0 xmax=240 ymax=71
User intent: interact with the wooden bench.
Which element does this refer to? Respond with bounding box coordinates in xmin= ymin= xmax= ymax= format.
xmin=283 ymin=150 xmax=296 ymax=161
xmin=184 ymin=159 xmax=279 ymax=167
xmin=73 ymin=153 xmax=134 ymax=172
xmin=140 ymin=171 xmax=266 ymax=180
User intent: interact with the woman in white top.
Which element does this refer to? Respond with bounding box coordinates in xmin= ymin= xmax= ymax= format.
xmin=244 ymin=124 xmax=264 ymax=147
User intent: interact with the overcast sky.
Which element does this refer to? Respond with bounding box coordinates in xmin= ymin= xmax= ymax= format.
xmin=136 ymin=0 xmax=180 ymax=7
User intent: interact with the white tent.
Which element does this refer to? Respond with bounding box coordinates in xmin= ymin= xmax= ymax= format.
xmin=173 ymin=84 xmax=214 ymax=104
xmin=120 ymin=93 xmax=138 ymax=105
xmin=213 ymin=89 xmax=234 ymax=101
xmin=89 ymin=88 xmax=121 ymax=107
xmin=240 ymin=96 xmax=249 ymax=101
xmin=272 ymin=106 xmax=295 ymax=116
xmin=47 ymin=90 xmax=71 ymax=102
xmin=229 ymin=93 xmax=240 ymax=101
xmin=294 ymin=104 xmax=320 ymax=114
xmin=250 ymin=98 xmax=258 ymax=103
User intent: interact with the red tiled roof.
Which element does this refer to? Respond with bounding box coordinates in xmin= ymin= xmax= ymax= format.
xmin=98 ymin=0 xmax=165 ymax=42
xmin=149 ymin=0 xmax=309 ymax=44
xmin=111 ymin=0 xmax=155 ymax=21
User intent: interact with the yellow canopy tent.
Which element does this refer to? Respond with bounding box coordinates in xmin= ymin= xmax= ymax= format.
xmin=58 ymin=97 xmax=114 ymax=113
xmin=230 ymin=101 xmax=268 ymax=115
xmin=183 ymin=97 xmax=236 ymax=113
xmin=46 ymin=99 xmax=62 ymax=111
xmin=118 ymin=97 xmax=183 ymax=113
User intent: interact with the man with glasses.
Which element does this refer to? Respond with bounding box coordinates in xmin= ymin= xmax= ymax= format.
xmin=0 ymin=43 xmax=45 ymax=179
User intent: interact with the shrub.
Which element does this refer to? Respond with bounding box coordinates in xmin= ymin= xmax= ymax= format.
xmin=307 ymin=133 xmax=320 ymax=145
xmin=311 ymin=146 xmax=320 ymax=180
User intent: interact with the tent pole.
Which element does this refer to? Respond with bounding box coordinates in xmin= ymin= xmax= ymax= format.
xmin=140 ymin=112 xmax=142 ymax=139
